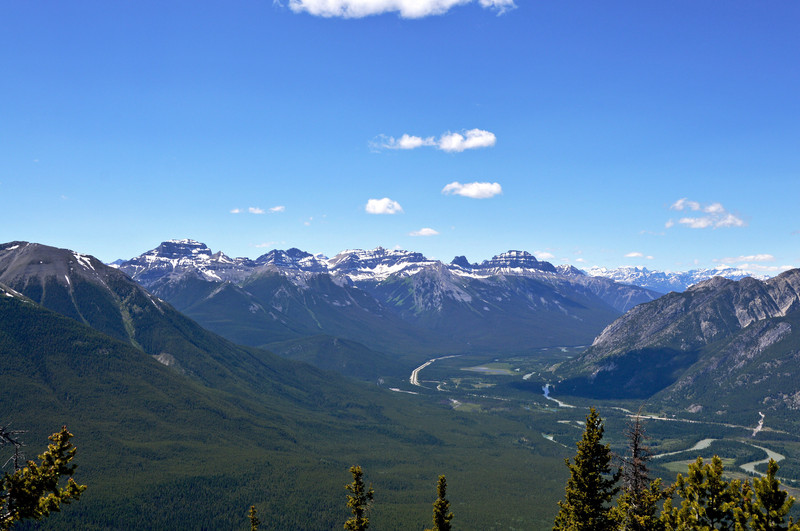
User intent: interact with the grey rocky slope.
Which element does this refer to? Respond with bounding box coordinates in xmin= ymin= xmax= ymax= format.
xmin=554 ymin=269 xmax=800 ymax=424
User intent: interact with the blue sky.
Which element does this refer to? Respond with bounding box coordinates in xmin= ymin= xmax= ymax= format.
xmin=2 ymin=1 xmax=799 ymax=273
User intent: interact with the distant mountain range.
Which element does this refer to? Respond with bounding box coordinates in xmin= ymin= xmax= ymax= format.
xmin=584 ymin=265 xmax=768 ymax=293
xmin=554 ymin=270 xmax=800 ymax=428
xmin=112 ymin=239 xmax=661 ymax=361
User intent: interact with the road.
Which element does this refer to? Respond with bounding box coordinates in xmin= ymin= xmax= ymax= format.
xmin=409 ymin=355 xmax=460 ymax=387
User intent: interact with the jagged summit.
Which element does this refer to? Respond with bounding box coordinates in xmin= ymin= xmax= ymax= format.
xmin=473 ymin=250 xmax=557 ymax=273
xmin=556 ymin=264 xmax=584 ymax=276
xmin=256 ymin=248 xmax=327 ymax=272
xmin=329 ymin=247 xmax=427 ymax=269
xmin=151 ymin=239 xmax=213 ymax=260
xmin=450 ymin=255 xmax=474 ymax=269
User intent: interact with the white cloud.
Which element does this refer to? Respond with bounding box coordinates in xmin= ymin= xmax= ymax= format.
xmin=249 ymin=207 xmax=266 ymax=214
xmin=715 ymin=254 xmax=775 ymax=264
xmin=671 ymin=198 xmax=702 ymax=211
xmin=283 ymin=0 xmax=515 ymax=18
xmin=378 ymin=134 xmax=435 ymax=150
xmin=365 ymin=198 xmax=404 ymax=214
xmin=230 ymin=208 xmax=242 ymax=214
xmin=624 ymin=252 xmax=654 ymax=260
xmin=255 ymin=242 xmax=277 ymax=248
xmin=373 ymin=128 xmax=496 ymax=152
xmin=442 ymin=181 xmax=502 ymax=199
xmin=536 ymin=251 xmax=555 ymax=260
xmin=269 ymin=205 xmax=286 ymax=213
xmin=479 ymin=0 xmax=515 ymax=12
xmin=409 ymin=227 xmax=439 ymax=236
xmin=678 ymin=217 xmax=713 ymax=229
xmin=438 ymin=129 xmax=496 ymax=152
xmin=667 ymin=199 xmax=745 ymax=229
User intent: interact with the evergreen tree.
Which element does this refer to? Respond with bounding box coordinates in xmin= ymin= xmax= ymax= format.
xmin=747 ymin=459 xmax=799 ymax=531
xmin=553 ymin=407 xmax=621 ymax=531
xmin=248 ymin=505 xmax=260 ymax=531
xmin=615 ymin=412 xmax=668 ymax=531
xmin=425 ymin=475 xmax=454 ymax=531
xmin=1 ymin=426 xmax=86 ymax=530
xmin=661 ymin=455 xmax=748 ymax=531
xmin=344 ymin=465 xmax=373 ymax=531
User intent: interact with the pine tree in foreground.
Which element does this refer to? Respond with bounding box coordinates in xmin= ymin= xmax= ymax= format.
xmin=615 ymin=412 xmax=669 ymax=531
xmin=1 ymin=426 xmax=87 ymax=531
xmin=747 ymin=458 xmax=800 ymax=531
xmin=553 ymin=407 xmax=621 ymax=531
xmin=661 ymin=455 xmax=748 ymax=531
xmin=344 ymin=465 xmax=374 ymax=531
xmin=425 ymin=475 xmax=454 ymax=531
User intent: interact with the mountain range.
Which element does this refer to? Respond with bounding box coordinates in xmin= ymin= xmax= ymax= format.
xmin=111 ymin=240 xmax=660 ymax=367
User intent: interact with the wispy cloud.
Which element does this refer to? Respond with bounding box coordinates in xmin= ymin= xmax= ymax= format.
xmin=715 ymin=254 xmax=775 ymax=264
xmin=739 ymin=264 xmax=794 ymax=273
xmin=442 ymin=181 xmax=502 ymax=199
xmin=536 ymin=251 xmax=555 ymax=260
xmin=709 ymin=254 xmax=792 ymax=274
xmin=281 ymin=0 xmax=515 ymax=18
xmin=365 ymin=197 xmax=404 ymax=214
xmin=379 ymin=134 xmax=435 ymax=150
xmin=625 ymin=252 xmax=654 ymax=259
xmin=409 ymin=227 xmax=439 ymax=236
xmin=666 ymin=198 xmax=745 ymax=229
xmin=374 ymin=128 xmax=496 ymax=152
xmin=233 ymin=205 xmax=283 ymax=214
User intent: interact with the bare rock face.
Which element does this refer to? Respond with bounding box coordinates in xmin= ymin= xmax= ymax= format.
xmin=556 ymin=269 xmax=800 ymax=421
xmin=584 ymin=270 xmax=800 ymax=361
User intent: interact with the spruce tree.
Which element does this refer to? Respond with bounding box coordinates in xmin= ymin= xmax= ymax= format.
xmin=426 ymin=475 xmax=454 ymax=531
xmin=747 ymin=459 xmax=799 ymax=531
xmin=661 ymin=455 xmax=748 ymax=531
xmin=615 ymin=412 xmax=668 ymax=531
xmin=248 ymin=505 xmax=260 ymax=531
xmin=1 ymin=426 xmax=86 ymax=530
xmin=344 ymin=465 xmax=373 ymax=531
xmin=553 ymin=407 xmax=620 ymax=531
